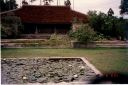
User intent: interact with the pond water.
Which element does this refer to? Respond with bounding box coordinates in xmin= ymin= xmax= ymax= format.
xmin=1 ymin=58 xmax=97 ymax=84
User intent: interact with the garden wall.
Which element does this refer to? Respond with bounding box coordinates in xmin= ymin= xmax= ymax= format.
xmin=1 ymin=39 xmax=128 ymax=48
xmin=71 ymin=41 xmax=128 ymax=48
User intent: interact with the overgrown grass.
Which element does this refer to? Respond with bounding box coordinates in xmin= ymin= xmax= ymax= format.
xmin=1 ymin=48 xmax=128 ymax=74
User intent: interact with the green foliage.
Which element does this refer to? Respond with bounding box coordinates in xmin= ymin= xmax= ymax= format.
xmin=69 ymin=24 xmax=96 ymax=42
xmin=87 ymin=10 xmax=126 ymax=40
xmin=1 ymin=13 xmax=23 ymax=38
xmin=48 ymin=34 xmax=61 ymax=46
xmin=87 ymin=11 xmax=106 ymax=35
xmin=120 ymin=0 xmax=128 ymax=14
xmin=72 ymin=17 xmax=80 ymax=23
xmin=93 ymin=33 xmax=106 ymax=41
xmin=0 ymin=0 xmax=18 ymax=12
xmin=107 ymin=8 xmax=114 ymax=16
xmin=48 ymin=34 xmax=71 ymax=47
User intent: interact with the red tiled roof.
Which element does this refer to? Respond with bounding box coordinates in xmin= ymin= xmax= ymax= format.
xmin=15 ymin=5 xmax=72 ymax=24
xmin=1 ymin=5 xmax=88 ymax=24
xmin=71 ymin=10 xmax=89 ymax=23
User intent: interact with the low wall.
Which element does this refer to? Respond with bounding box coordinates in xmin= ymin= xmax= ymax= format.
xmin=71 ymin=41 xmax=96 ymax=48
xmin=71 ymin=41 xmax=128 ymax=48
xmin=1 ymin=39 xmax=128 ymax=48
xmin=1 ymin=39 xmax=71 ymax=48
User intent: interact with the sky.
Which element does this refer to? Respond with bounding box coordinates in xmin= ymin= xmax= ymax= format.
xmin=16 ymin=0 xmax=121 ymax=17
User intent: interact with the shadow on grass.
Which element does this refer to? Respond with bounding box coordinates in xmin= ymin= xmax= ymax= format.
xmin=91 ymin=72 xmax=128 ymax=84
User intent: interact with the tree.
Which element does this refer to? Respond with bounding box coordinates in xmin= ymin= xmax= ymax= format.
xmin=119 ymin=0 xmax=128 ymax=40
xmin=0 ymin=0 xmax=18 ymax=12
xmin=87 ymin=11 xmax=107 ymax=36
xmin=115 ymin=18 xmax=125 ymax=40
xmin=87 ymin=10 xmax=126 ymax=40
xmin=1 ymin=13 xmax=23 ymax=38
xmin=64 ymin=0 xmax=71 ymax=6
xmin=120 ymin=0 xmax=128 ymax=15
xmin=43 ymin=0 xmax=53 ymax=5
xmin=6 ymin=0 xmax=18 ymax=10
xmin=107 ymin=8 xmax=114 ymax=16
xmin=0 ymin=0 xmax=6 ymax=12
xmin=22 ymin=0 xmax=28 ymax=5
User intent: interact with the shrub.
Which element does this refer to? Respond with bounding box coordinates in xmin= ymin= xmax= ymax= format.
xmin=41 ymin=34 xmax=70 ymax=47
xmin=48 ymin=34 xmax=71 ymax=47
xmin=93 ymin=33 xmax=106 ymax=41
xmin=69 ymin=24 xmax=96 ymax=42
xmin=1 ymin=13 xmax=23 ymax=38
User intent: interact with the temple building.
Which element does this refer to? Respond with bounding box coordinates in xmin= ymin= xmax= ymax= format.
xmin=1 ymin=5 xmax=88 ymax=38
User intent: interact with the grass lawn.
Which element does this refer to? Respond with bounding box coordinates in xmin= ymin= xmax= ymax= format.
xmin=1 ymin=48 xmax=128 ymax=74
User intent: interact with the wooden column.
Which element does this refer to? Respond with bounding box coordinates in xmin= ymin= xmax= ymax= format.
xmin=35 ymin=26 xmax=38 ymax=34
xmin=54 ymin=27 xmax=57 ymax=34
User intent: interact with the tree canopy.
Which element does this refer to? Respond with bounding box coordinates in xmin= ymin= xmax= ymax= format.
xmin=120 ymin=0 xmax=128 ymax=15
xmin=1 ymin=13 xmax=23 ymax=38
xmin=87 ymin=10 xmax=126 ymax=40
xmin=43 ymin=0 xmax=53 ymax=5
xmin=64 ymin=0 xmax=71 ymax=6
xmin=0 ymin=0 xmax=18 ymax=12
xmin=107 ymin=8 xmax=114 ymax=16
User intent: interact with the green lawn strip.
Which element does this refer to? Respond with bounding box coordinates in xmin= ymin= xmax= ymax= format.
xmin=1 ymin=48 xmax=128 ymax=74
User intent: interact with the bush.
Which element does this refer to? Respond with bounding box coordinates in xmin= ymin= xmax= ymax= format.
xmin=47 ymin=34 xmax=71 ymax=47
xmin=94 ymin=33 xmax=106 ymax=41
xmin=1 ymin=13 xmax=23 ymax=38
xmin=69 ymin=24 xmax=96 ymax=42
